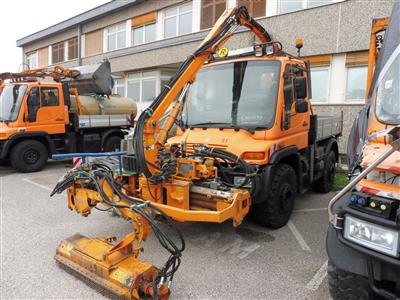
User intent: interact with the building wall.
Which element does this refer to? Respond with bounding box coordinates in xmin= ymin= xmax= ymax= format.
xmin=18 ymin=0 xmax=395 ymax=154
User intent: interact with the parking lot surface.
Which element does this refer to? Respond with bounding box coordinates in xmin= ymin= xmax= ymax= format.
xmin=1 ymin=161 xmax=333 ymax=299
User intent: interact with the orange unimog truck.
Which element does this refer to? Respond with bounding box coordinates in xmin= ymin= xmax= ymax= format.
xmin=0 ymin=62 xmax=137 ymax=172
xmin=49 ymin=7 xmax=343 ymax=299
xmin=327 ymin=3 xmax=400 ymax=299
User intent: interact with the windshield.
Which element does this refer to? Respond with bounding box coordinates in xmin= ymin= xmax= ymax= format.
xmin=375 ymin=49 xmax=400 ymax=124
xmin=0 ymin=84 xmax=27 ymax=122
xmin=183 ymin=60 xmax=280 ymax=129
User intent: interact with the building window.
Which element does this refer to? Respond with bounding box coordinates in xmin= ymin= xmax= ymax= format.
xmin=67 ymin=37 xmax=78 ymax=60
xmin=237 ymin=0 xmax=266 ymax=18
xmin=52 ymin=42 xmax=65 ymax=64
xmin=127 ymin=71 xmax=157 ymax=112
xmin=113 ymin=79 xmax=126 ymax=97
xmin=132 ymin=23 xmax=156 ymax=45
xmin=200 ymin=0 xmax=226 ymax=29
xmin=26 ymin=52 xmax=37 ymax=69
xmin=346 ymin=66 xmax=368 ymax=100
xmin=163 ymin=2 xmax=193 ymax=38
xmin=106 ymin=23 xmax=126 ymax=52
xmin=279 ymin=0 xmax=333 ymax=14
xmin=310 ymin=68 xmax=329 ymax=101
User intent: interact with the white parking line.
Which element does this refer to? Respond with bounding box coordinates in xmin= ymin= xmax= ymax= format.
xmin=293 ymin=207 xmax=327 ymax=213
xmin=23 ymin=178 xmax=53 ymax=192
xmin=306 ymin=260 xmax=328 ymax=291
xmin=287 ymin=220 xmax=311 ymax=251
xmin=22 ymin=177 xmax=66 ymax=196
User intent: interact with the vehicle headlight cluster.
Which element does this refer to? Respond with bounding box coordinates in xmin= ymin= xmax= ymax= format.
xmin=344 ymin=215 xmax=399 ymax=257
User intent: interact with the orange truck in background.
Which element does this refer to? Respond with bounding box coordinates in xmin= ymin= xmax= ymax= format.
xmin=0 ymin=62 xmax=137 ymax=172
xmin=327 ymin=3 xmax=400 ymax=299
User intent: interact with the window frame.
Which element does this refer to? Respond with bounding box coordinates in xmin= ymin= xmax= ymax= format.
xmin=106 ymin=22 xmax=127 ymax=52
xmin=51 ymin=41 xmax=65 ymax=64
xmin=310 ymin=66 xmax=331 ymax=103
xmin=113 ymin=78 xmax=126 ymax=97
xmin=278 ymin=0 xmax=335 ymax=15
xmin=236 ymin=0 xmax=266 ymax=18
xmin=163 ymin=2 xmax=193 ymax=38
xmin=67 ymin=37 xmax=78 ymax=61
xmin=200 ymin=0 xmax=227 ymax=30
xmin=126 ymin=71 xmax=158 ymax=113
xmin=132 ymin=22 xmax=156 ymax=46
xmin=26 ymin=52 xmax=38 ymax=69
xmin=345 ymin=65 xmax=368 ymax=103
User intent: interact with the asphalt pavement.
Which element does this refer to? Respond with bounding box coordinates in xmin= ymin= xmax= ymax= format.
xmin=1 ymin=160 xmax=333 ymax=299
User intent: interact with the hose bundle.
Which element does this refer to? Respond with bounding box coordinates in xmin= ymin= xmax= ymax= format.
xmin=50 ymin=164 xmax=185 ymax=298
xmin=192 ymin=145 xmax=258 ymax=194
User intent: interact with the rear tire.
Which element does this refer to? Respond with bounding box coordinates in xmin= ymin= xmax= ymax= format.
xmin=312 ymin=150 xmax=336 ymax=193
xmin=10 ymin=140 xmax=48 ymax=173
xmin=103 ymin=136 xmax=122 ymax=152
xmin=252 ymin=164 xmax=297 ymax=229
xmin=328 ymin=260 xmax=375 ymax=300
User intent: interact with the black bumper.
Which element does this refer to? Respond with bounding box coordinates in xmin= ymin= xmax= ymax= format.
xmin=326 ymin=192 xmax=400 ymax=298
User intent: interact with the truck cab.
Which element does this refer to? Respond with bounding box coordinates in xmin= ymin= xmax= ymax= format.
xmin=0 ymin=82 xmax=68 ymax=137
xmin=0 ymin=82 xmax=68 ymax=170
xmin=0 ymin=63 xmax=136 ymax=173
xmin=169 ymin=46 xmax=341 ymax=228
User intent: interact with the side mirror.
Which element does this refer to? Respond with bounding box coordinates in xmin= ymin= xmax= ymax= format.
xmin=294 ymin=76 xmax=307 ymax=99
xmin=296 ymin=99 xmax=308 ymax=113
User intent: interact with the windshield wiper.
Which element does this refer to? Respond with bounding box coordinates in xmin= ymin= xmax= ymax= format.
xmin=189 ymin=122 xmax=251 ymax=132
xmin=189 ymin=122 xmax=237 ymax=128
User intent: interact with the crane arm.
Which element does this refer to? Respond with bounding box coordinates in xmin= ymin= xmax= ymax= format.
xmin=0 ymin=65 xmax=80 ymax=83
xmin=134 ymin=6 xmax=274 ymax=178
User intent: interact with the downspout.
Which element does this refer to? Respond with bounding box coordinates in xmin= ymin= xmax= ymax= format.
xmin=78 ymin=24 xmax=82 ymax=66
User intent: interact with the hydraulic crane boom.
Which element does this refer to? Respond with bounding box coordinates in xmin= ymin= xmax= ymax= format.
xmin=0 ymin=65 xmax=81 ymax=83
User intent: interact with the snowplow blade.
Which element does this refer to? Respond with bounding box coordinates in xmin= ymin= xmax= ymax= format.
xmin=55 ymin=234 xmax=169 ymax=299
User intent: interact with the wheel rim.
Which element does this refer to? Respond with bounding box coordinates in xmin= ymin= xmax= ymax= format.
xmin=23 ymin=149 xmax=40 ymax=165
xmin=279 ymin=184 xmax=293 ymax=214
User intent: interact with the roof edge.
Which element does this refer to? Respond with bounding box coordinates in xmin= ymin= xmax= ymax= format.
xmin=16 ymin=0 xmax=139 ymax=47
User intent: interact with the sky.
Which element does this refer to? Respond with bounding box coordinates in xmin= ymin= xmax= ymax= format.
xmin=0 ymin=0 xmax=110 ymax=72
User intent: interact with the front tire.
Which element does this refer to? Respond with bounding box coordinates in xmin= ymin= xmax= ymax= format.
xmin=252 ymin=164 xmax=297 ymax=229
xmin=10 ymin=140 xmax=48 ymax=173
xmin=328 ymin=260 xmax=375 ymax=300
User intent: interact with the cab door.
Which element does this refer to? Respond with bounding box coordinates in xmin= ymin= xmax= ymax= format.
xmin=281 ymin=63 xmax=310 ymax=149
xmin=25 ymin=85 xmax=66 ymax=134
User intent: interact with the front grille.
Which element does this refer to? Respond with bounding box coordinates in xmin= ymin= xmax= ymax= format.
xmin=185 ymin=142 xmax=227 ymax=154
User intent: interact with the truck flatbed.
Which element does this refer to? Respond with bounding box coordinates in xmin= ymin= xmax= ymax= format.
xmin=316 ymin=115 xmax=342 ymax=142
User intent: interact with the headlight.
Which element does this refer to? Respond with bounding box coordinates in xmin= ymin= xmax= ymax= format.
xmin=344 ymin=215 xmax=399 ymax=257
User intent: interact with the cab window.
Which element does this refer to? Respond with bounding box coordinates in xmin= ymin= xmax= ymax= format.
xmin=41 ymin=87 xmax=59 ymax=107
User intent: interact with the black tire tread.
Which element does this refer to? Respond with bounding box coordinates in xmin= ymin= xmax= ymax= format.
xmin=103 ymin=136 xmax=122 ymax=152
xmin=312 ymin=150 xmax=336 ymax=193
xmin=10 ymin=140 xmax=48 ymax=173
xmin=328 ymin=260 xmax=375 ymax=300
xmin=252 ymin=164 xmax=297 ymax=229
